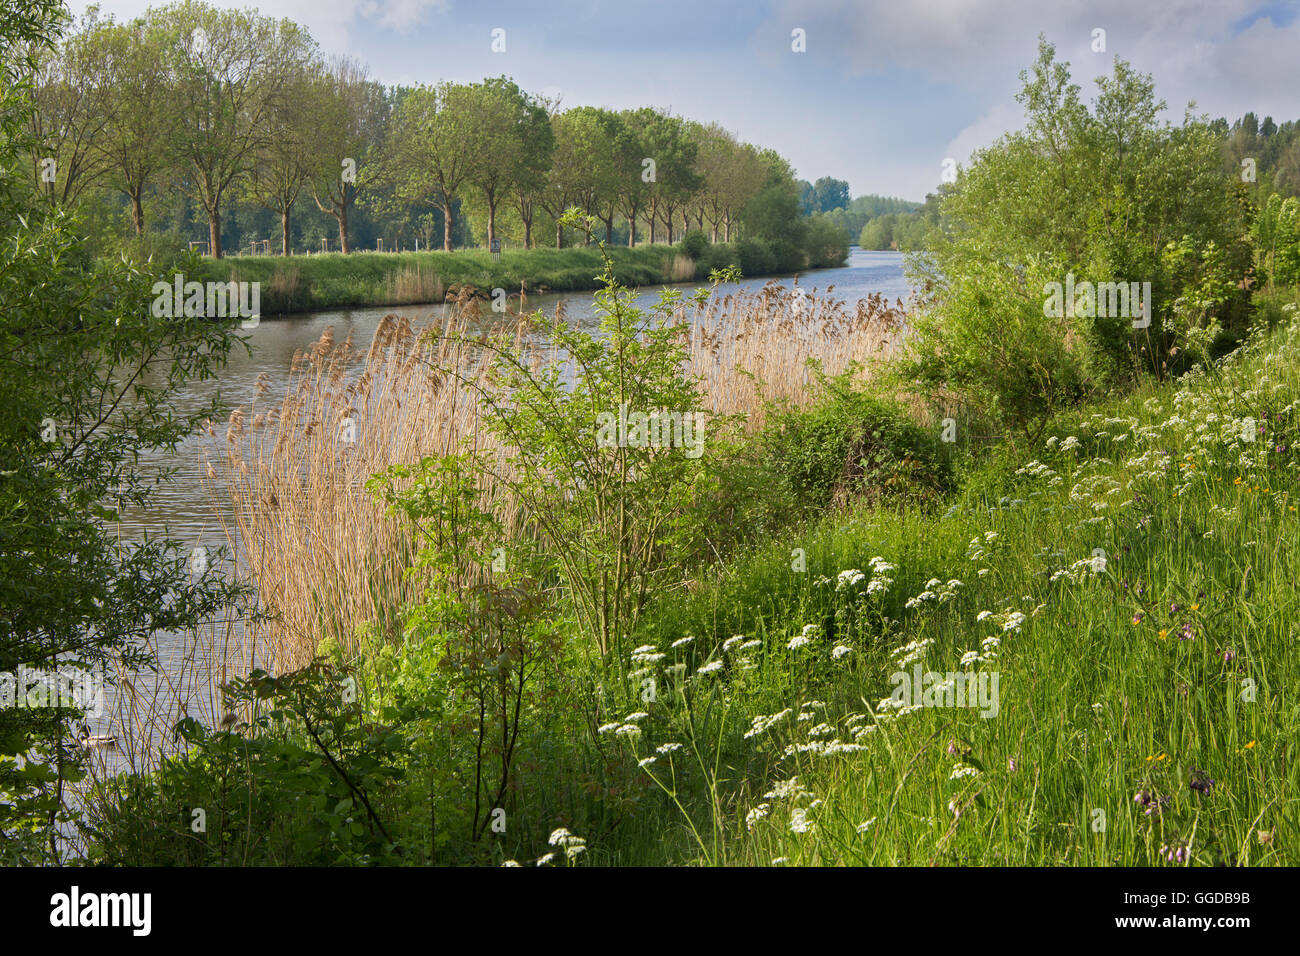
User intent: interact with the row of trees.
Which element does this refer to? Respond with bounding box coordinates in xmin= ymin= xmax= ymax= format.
xmin=12 ymin=1 xmax=807 ymax=259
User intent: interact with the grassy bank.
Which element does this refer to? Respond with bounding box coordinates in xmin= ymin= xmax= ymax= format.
xmin=194 ymin=237 xmax=848 ymax=315
xmin=81 ymin=256 xmax=1300 ymax=864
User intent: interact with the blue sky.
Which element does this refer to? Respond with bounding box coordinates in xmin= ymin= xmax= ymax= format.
xmin=74 ymin=0 xmax=1300 ymax=200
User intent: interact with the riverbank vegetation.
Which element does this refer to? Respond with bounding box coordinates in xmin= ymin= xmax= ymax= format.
xmin=192 ymin=231 xmax=850 ymax=315
xmin=6 ymin=1 xmax=1300 ymax=868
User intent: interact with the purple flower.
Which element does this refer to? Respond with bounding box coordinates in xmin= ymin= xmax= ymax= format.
xmin=1190 ymin=770 xmax=1215 ymax=795
xmin=1223 ymin=647 xmax=1236 ymax=663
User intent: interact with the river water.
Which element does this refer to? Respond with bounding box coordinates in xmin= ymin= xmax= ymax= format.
xmin=89 ymin=248 xmax=910 ymax=767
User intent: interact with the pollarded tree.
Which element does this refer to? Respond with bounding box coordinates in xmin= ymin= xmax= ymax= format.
xmin=376 ymin=81 xmax=479 ymax=251
xmin=95 ymin=16 xmax=171 ymax=235
xmin=244 ymin=49 xmax=323 ymax=255
xmin=615 ymin=108 xmax=654 ymax=246
xmin=562 ymin=106 xmax=624 ymax=245
xmin=463 ymin=76 xmax=552 ymax=250
xmin=308 ymin=56 xmax=383 ymax=255
xmin=156 ymin=0 xmax=311 ymax=258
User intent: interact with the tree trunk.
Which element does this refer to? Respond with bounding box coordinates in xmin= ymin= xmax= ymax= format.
xmin=556 ymin=219 xmax=563 ymax=248
xmin=338 ymin=201 xmax=351 ymax=254
xmin=523 ymin=216 xmax=532 ymax=248
xmin=281 ymin=207 xmax=291 ymax=256
xmin=605 ymin=216 xmax=613 ymax=244
xmin=648 ymin=198 xmax=657 ymax=244
xmin=130 ymin=189 xmax=145 ymax=236
xmin=487 ymin=191 xmax=497 ymax=248
xmin=208 ymin=208 xmax=222 ymax=259
xmin=443 ymin=201 xmax=453 ymax=251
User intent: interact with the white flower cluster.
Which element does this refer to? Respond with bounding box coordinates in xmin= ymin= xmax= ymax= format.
xmin=891 ymin=637 xmax=933 ymax=667
xmin=546 ymin=827 xmax=587 ymax=862
xmin=905 ymin=577 xmax=963 ymax=609
xmin=743 ymin=708 xmax=792 ymax=739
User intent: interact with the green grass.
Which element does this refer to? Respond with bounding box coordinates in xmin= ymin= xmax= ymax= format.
xmin=86 ymin=296 xmax=1300 ymax=867
xmin=591 ymin=305 xmax=1300 ymax=866
xmin=195 ymin=243 xmax=738 ymax=315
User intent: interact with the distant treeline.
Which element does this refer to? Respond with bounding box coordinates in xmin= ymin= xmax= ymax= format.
xmin=8 ymin=0 xmax=845 ymax=274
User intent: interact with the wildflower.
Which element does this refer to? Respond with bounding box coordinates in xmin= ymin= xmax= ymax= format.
xmin=670 ymin=635 xmax=695 ymax=649
xmin=832 ymin=644 xmax=852 ymax=660
xmin=597 ymin=722 xmax=620 ymax=734
xmin=722 ymin=635 xmax=745 ymax=652
xmin=744 ymin=709 xmax=792 ymax=739
xmin=614 ymin=724 xmax=642 ymax=741
xmin=976 ymin=610 xmax=994 ymax=622
xmin=789 ymin=808 xmax=814 ymax=834
xmin=837 ymin=569 xmax=866 ymax=589
xmin=656 ymin=742 xmax=683 ymax=754
xmin=637 ymin=756 xmax=657 ymax=769
xmin=696 ymin=660 xmax=724 ymax=675
xmin=1189 ymin=770 xmax=1215 ymax=795
xmin=501 ymin=860 xmax=520 ymax=867
xmin=624 ymin=712 xmax=649 ymax=722
xmin=1007 ymin=757 xmax=1017 ymax=772
xmin=950 ymin=765 xmax=979 ymax=780
xmin=535 ymin=852 xmax=556 ymax=866
xmin=739 ymin=638 xmax=762 ymax=652
xmin=745 ymin=804 xmax=770 ymax=831
xmin=856 ymin=818 xmax=877 ymax=833
xmin=1002 ymin=611 xmax=1026 ymax=633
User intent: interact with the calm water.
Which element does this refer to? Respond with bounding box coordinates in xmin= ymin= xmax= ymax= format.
xmin=89 ymin=248 xmax=910 ymax=761
xmin=119 ymin=248 xmax=909 ymax=543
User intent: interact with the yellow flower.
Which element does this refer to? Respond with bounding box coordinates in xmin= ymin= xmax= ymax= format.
xmin=1159 ymin=629 xmax=1168 ymax=639
xmin=1190 ymin=603 xmax=1200 ymax=612
xmin=1245 ymin=740 xmax=1256 ymax=750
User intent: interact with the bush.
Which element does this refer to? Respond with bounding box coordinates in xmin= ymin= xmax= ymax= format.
xmin=748 ymin=364 xmax=953 ymax=524
xmin=678 ymin=229 xmax=709 ymax=260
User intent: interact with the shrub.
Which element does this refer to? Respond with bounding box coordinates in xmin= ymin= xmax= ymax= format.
xmin=678 ymin=229 xmax=709 ymax=260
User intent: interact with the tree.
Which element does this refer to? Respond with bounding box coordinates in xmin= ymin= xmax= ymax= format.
xmin=377 ymin=81 xmax=479 ymax=251
xmin=245 ymin=47 xmax=321 ymax=254
xmin=562 ymin=106 xmax=623 ymax=244
xmin=1 ymin=0 xmax=246 ymax=862
xmin=157 ymin=0 xmax=309 ymax=258
xmin=463 ymin=77 xmax=552 ymax=250
xmin=96 ymin=16 xmax=171 ymax=235
xmin=309 ymin=57 xmax=382 ymax=255
xmin=25 ymin=8 xmax=115 ymax=207
xmin=812 ymin=176 xmax=850 ymax=213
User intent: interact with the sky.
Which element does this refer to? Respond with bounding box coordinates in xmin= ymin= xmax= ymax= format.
xmin=70 ymin=0 xmax=1300 ymax=201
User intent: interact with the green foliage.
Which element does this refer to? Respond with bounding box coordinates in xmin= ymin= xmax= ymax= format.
xmin=1 ymin=0 xmax=248 ymax=862
xmin=87 ymin=662 xmax=407 ymax=865
xmin=899 ymin=37 xmax=1254 ymax=439
xmin=747 ymin=363 xmax=953 ymax=524
xmin=678 ymin=228 xmax=709 ymax=260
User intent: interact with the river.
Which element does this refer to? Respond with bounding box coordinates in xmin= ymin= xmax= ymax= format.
xmin=88 ymin=247 xmax=910 ymax=768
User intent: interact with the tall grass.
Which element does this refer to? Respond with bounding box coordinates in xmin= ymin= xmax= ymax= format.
xmin=216 ymin=284 xmax=904 ymax=667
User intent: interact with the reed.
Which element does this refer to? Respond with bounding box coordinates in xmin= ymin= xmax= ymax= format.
xmin=216 ymin=284 xmax=907 ymax=666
